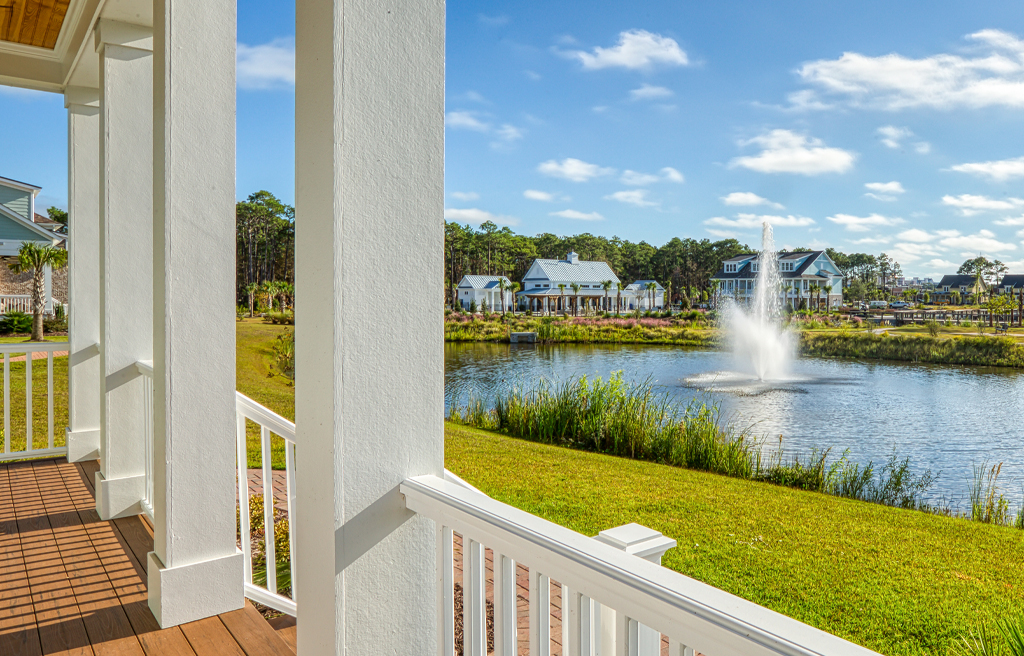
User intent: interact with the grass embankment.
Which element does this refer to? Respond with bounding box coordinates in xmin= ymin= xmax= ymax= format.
xmin=445 ymin=313 xmax=715 ymax=347
xmin=800 ymin=332 xmax=1024 ymax=368
xmin=236 ymin=319 xmax=294 ymax=469
xmin=446 ymin=422 xmax=1024 ymax=656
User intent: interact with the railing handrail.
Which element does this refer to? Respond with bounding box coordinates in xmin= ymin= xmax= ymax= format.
xmin=402 ymin=475 xmax=880 ymax=656
xmin=236 ymin=391 xmax=295 ymax=443
xmin=0 ymin=341 xmax=69 ymax=354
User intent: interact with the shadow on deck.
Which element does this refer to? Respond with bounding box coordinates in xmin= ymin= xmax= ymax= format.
xmin=0 ymin=458 xmax=296 ymax=656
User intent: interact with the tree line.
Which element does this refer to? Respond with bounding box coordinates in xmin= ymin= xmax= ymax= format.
xmin=236 ymin=191 xmax=294 ymax=309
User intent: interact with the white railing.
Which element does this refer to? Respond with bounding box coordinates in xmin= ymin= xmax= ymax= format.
xmin=0 ymin=295 xmax=32 ymax=314
xmin=0 ymin=341 xmax=69 ymax=463
xmin=135 ymin=361 xmax=155 ymax=521
xmin=235 ymin=391 xmax=298 ymax=617
xmin=402 ymin=475 xmax=881 ymax=656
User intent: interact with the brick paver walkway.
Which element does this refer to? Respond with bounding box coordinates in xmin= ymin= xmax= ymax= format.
xmin=241 ymin=468 xmax=289 ymax=512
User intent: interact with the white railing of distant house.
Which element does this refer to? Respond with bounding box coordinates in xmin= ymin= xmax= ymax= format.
xmin=402 ymin=475 xmax=882 ymax=656
xmin=0 ymin=295 xmax=33 ymax=314
xmin=0 ymin=341 xmax=69 ymax=463
xmin=235 ymin=391 xmax=298 ymax=617
xmin=135 ymin=361 xmax=155 ymax=521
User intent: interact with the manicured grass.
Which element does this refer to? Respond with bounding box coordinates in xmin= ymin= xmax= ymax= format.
xmin=1 ymin=354 xmax=68 ymax=453
xmin=446 ymin=422 xmax=1024 ymax=656
xmin=236 ymin=318 xmax=294 ymax=469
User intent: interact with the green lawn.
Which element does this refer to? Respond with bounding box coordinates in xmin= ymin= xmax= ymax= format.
xmin=236 ymin=319 xmax=294 ymax=468
xmin=446 ymin=423 xmax=1024 ymax=656
xmin=0 ymin=335 xmax=69 ymax=454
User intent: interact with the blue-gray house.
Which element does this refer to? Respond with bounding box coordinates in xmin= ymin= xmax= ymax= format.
xmin=0 ymin=176 xmax=66 ymax=313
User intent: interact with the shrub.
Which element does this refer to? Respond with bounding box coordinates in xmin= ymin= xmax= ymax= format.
xmin=0 ymin=311 xmax=33 ymax=334
xmin=273 ymin=331 xmax=295 ymax=381
xmin=469 ymin=299 xmax=478 ymax=314
xmin=924 ymin=320 xmax=940 ymax=337
xmin=43 ymin=317 xmax=67 ymax=333
xmin=264 ymin=311 xmax=294 ymax=325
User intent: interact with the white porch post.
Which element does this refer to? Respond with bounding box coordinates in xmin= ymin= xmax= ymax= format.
xmin=147 ymin=0 xmax=242 ymax=628
xmin=94 ymin=20 xmax=154 ymax=520
xmin=295 ymin=0 xmax=444 ymax=652
xmin=65 ymin=87 xmax=102 ymax=462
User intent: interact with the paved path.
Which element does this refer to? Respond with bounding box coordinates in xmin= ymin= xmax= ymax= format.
xmin=5 ymin=350 xmax=68 ymax=362
xmin=242 ymin=468 xmax=289 ymax=512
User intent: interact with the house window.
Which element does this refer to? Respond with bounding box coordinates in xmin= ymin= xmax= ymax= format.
xmin=752 ymin=262 xmax=759 ymax=273
xmin=943 ymin=286 xmax=949 ymax=292
xmin=781 ymin=262 xmax=795 ymax=272
xmin=725 ymin=263 xmax=737 ymax=273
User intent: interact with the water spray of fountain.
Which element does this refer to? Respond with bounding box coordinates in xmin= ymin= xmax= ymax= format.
xmin=725 ymin=222 xmax=795 ymax=381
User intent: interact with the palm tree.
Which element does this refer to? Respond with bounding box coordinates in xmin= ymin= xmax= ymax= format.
xmin=601 ymin=280 xmax=612 ymax=313
xmin=277 ymin=281 xmax=294 ymax=312
xmin=616 ymin=282 xmax=624 ymax=314
xmin=645 ymin=282 xmax=657 ymax=310
xmin=807 ymin=283 xmax=820 ymax=313
xmin=510 ymin=282 xmax=520 ymax=315
xmin=570 ymin=283 xmax=581 ymax=316
xmin=558 ymin=284 xmax=566 ymax=315
xmin=259 ymin=280 xmax=276 ymax=312
xmin=244 ymin=282 xmax=258 ymax=317
xmin=497 ymin=278 xmax=509 ymax=316
xmin=9 ymin=243 xmax=67 ymax=341
xmin=782 ymin=283 xmax=792 ymax=313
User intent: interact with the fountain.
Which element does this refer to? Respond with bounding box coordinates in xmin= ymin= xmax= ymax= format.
xmin=725 ymin=221 xmax=794 ymax=381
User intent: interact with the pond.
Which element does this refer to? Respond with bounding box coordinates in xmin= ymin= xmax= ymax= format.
xmin=445 ymin=341 xmax=1024 ymax=508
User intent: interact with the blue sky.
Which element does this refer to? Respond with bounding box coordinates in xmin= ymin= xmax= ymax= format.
xmin=3 ymin=1 xmax=1024 ymax=277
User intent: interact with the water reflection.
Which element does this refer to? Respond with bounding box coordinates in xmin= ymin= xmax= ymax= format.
xmin=445 ymin=342 xmax=1024 ymax=507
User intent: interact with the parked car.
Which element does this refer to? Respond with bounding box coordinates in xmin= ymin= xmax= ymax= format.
xmin=889 ymin=301 xmax=911 ymax=309
xmin=868 ymin=300 xmax=888 ymax=310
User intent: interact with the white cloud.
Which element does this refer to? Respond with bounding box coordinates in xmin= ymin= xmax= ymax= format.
xmin=720 ymin=192 xmax=784 ymax=209
xmin=538 ymin=158 xmax=615 ymax=183
xmin=915 ymin=142 xmax=932 ymax=154
xmin=706 ymin=228 xmax=740 ymax=239
xmin=827 ymin=213 xmax=905 ymax=231
xmin=850 ymin=236 xmax=892 ymax=245
xmin=523 ymin=190 xmax=554 ymax=202
xmin=444 ymin=208 xmax=519 ymax=227
xmin=704 ymin=213 xmax=815 ymax=229
xmin=493 ymin=124 xmax=525 ymax=144
xmin=865 ymin=181 xmax=906 ymax=194
xmin=995 ymin=214 xmax=1024 ymax=226
xmin=939 ymin=229 xmax=1017 ymax=253
xmin=620 ymin=168 xmax=684 ymax=185
xmin=941 ymin=194 xmax=1024 ymax=215
xmin=551 ymin=209 xmax=604 ymax=221
xmin=620 ymin=170 xmax=661 ymax=186
xmin=896 ymin=228 xmax=934 ymax=242
xmin=730 ymin=129 xmax=855 ymax=175
xmin=605 ymin=190 xmax=657 ymax=207
xmin=924 ymin=258 xmax=958 ymax=271
xmin=450 ymin=191 xmax=479 ymax=201
xmin=237 ymin=38 xmax=295 ymax=90
xmin=793 ymin=29 xmax=1024 ymax=110
xmin=660 ymin=167 xmax=685 ymax=183
xmin=445 ymin=111 xmax=491 ymax=132
xmin=629 ymin=84 xmax=674 ymax=101
xmin=949 ymin=156 xmax=1024 ymax=182
xmin=563 ymin=30 xmax=689 ymax=70
xmin=877 ymin=126 xmax=912 ymax=149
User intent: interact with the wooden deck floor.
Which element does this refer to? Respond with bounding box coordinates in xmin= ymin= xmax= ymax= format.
xmin=0 ymin=457 xmax=296 ymax=656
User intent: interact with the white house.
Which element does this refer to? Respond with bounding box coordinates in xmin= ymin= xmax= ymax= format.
xmin=0 ymin=1 xmax=883 ymax=654
xmin=711 ymin=250 xmax=844 ymax=309
xmin=516 ymin=251 xmax=665 ymax=313
xmin=454 ymin=274 xmax=513 ymax=311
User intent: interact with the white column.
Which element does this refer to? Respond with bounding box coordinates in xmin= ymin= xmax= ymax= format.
xmin=146 ymin=0 xmax=242 ymax=628
xmin=65 ymin=87 xmax=102 ymax=462
xmin=94 ymin=20 xmax=154 ymax=520
xmin=148 ymin=0 xmax=241 ymax=630
xmin=294 ymin=0 xmax=444 ymax=651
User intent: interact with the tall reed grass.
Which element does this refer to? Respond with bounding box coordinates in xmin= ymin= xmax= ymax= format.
xmin=449 ymin=373 xmax=941 ymax=512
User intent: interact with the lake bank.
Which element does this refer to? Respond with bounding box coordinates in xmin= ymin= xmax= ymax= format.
xmin=445 ymin=314 xmax=1024 ymax=368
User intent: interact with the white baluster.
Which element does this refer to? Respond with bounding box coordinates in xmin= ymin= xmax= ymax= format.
xmin=261 ymin=426 xmax=276 ymax=594
xmin=667 ymin=638 xmax=695 ymax=656
xmin=285 ymin=440 xmax=297 ymax=599
xmin=567 ymin=589 xmax=581 ymax=656
xmin=494 ymin=553 xmax=516 ymax=656
xmin=3 ymin=353 xmax=8 ymax=454
xmin=47 ymin=352 xmax=53 ymax=449
xmin=465 ymin=539 xmax=485 ymax=656
xmin=437 ymin=526 xmax=455 ymax=656
xmin=236 ymin=412 xmax=252 ymax=586
xmin=25 ymin=353 xmax=32 ymax=451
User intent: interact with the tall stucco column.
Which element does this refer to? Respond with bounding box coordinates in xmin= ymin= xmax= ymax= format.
xmin=65 ymin=87 xmax=102 ymax=463
xmin=294 ymin=0 xmax=445 ymax=652
xmin=94 ymin=20 xmax=154 ymax=520
xmin=147 ymin=0 xmax=242 ymax=629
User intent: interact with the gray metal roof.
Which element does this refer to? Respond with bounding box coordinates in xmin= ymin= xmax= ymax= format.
xmin=457 ymin=275 xmax=511 ymax=290
xmin=630 ymin=280 xmax=665 ymax=291
xmin=528 ymin=258 xmax=620 ymax=284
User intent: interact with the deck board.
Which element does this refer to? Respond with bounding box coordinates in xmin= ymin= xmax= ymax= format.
xmin=0 ymin=459 xmax=292 ymax=656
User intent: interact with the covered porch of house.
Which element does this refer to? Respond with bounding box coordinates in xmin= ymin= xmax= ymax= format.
xmin=1 ymin=0 xmax=884 ymax=653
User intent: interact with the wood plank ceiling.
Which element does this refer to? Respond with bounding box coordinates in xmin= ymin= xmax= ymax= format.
xmin=0 ymin=0 xmax=71 ymax=50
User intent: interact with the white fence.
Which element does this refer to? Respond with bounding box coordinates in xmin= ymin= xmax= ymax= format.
xmin=136 ymin=361 xmax=155 ymax=521
xmin=0 ymin=295 xmax=32 ymax=314
xmin=402 ymin=475 xmax=881 ymax=656
xmin=235 ymin=391 xmax=298 ymax=617
xmin=0 ymin=341 xmax=69 ymax=463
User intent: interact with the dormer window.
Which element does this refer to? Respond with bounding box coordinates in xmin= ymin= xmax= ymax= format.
xmin=943 ymin=286 xmax=949 ymax=292
xmin=752 ymin=262 xmax=759 ymax=273
xmin=725 ymin=263 xmax=737 ymax=273
xmin=781 ymin=262 xmax=794 ymax=272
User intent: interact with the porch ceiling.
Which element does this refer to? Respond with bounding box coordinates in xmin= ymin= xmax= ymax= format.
xmin=0 ymin=0 xmax=71 ymax=49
